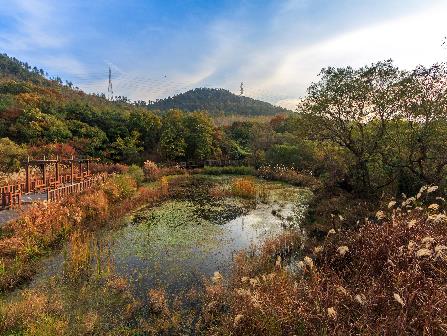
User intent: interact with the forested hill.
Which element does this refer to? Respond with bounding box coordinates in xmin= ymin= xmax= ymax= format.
xmin=148 ymin=88 xmax=291 ymax=116
xmin=0 ymin=53 xmax=287 ymax=166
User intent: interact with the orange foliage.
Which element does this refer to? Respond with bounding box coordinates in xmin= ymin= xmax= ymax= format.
xmin=28 ymin=143 xmax=76 ymax=158
xmin=231 ymin=178 xmax=257 ymax=199
xmin=0 ymin=173 xmax=169 ymax=292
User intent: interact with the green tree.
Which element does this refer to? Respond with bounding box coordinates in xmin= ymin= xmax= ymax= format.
xmin=183 ymin=111 xmax=215 ymax=160
xmin=110 ymin=131 xmax=143 ymax=164
xmin=0 ymin=137 xmax=27 ymax=172
xmin=266 ymin=143 xmax=315 ymax=170
xmin=384 ymin=63 xmax=447 ymax=186
xmin=300 ymin=60 xmax=402 ymax=194
xmin=159 ymin=109 xmax=186 ymax=161
xmin=67 ymin=120 xmax=108 ymax=156
xmin=128 ymin=109 xmax=161 ymax=151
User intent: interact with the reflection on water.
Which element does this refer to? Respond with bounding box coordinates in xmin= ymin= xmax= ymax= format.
xmin=110 ymin=181 xmax=310 ymax=299
xmin=31 ymin=178 xmax=311 ymax=303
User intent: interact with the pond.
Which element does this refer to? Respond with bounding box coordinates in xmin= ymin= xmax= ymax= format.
xmin=6 ymin=175 xmax=312 ymax=332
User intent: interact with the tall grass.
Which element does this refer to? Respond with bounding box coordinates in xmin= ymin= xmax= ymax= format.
xmin=0 ymin=173 xmax=170 ymax=292
xmin=200 ymin=187 xmax=447 ymax=335
xmin=231 ymin=178 xmax=257 ymax=199
xmin=258 ymin=164 xmax=322 ymax=191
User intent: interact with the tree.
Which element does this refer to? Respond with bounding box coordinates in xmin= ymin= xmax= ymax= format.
xmin=300 ymin=60 xmax=402 ymax=194
xmin=110 ymin=131 xmax=143 ymax=164
xmin=159 ymin=109 xmax=187 ymax=161
xmin=385 ymin=63 xmax=447 ymax=186
xmin=0 ymin=137 xmax=27 ymax=172
xmin=68 ymin=120 xmax=108 ymax=157
xmin=128 ymin=109 xmax=161 ymax=151
xmin=183 ymin=111 xmax=215 ymax=160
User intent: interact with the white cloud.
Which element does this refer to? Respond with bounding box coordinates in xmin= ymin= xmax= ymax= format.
xmin=257 ymin=2 xmax=447 ymax=101
xmin=0 ymin=0 xmax=67 ymax=51
xmin=5 ymin=0 xmax=444 ymax=105
xmin=176 ymin=1 xmax=447 ymax=104
xmin=39 ymin=55 xmax=88 ymax=76
xmin=275 ymin=98 xmax=301 ymax=110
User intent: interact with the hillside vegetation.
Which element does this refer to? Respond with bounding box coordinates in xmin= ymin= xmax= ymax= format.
xmin=148 ymin=87 xmax=291 ymax=116
xmin=0 ymin=53 xmax=290 ymax=166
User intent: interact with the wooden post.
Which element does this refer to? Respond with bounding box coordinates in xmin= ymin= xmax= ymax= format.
xmin=25 ymin=156 xmax=30 ymax=193
xmin=86 ymin=160 xmax=90 ymax=176
xmin=42 ymin=156 xmax=47 ymax=187
xmin=55 ymin=155 xmax=60 ymax=182
xmin=79 ymin=161 xmax=83 ymax=180
xmin=70 ymin=156 xmax=74 ymax=184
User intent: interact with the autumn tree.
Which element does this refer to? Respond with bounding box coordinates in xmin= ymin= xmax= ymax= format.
xmin=0 ymin=137 xmax=27 ymax=172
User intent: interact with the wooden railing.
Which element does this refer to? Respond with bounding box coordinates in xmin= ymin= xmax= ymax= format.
xmin=47 ymin=174 xmax=107 ymax=203
xmin=0 ymin=184 xmax=22 ymax=209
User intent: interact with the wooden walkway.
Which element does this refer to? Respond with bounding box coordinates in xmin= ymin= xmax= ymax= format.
xmin=0 ymin=193 xmax=47 ymax=226
xmin=0 ymin=174 xmax=107 ymax=226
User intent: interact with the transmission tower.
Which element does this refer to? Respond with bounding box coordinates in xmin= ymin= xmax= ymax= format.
xmin=108 ymin=66 xmax=113 ymax=100
xmin=240 ymin=82 xmax=244 ymax=96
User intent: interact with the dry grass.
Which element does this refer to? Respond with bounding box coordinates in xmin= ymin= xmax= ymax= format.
xmin=200 ymin=187 xmax=447 ymax=335
xmin=0 ymin=173 xmax=170 ymax=292
xmin=143 ymin=160 xmax=160 ymax=181
xmin=258 ymin=165 xmax=322 ymax=191
xmin=231 ymin=178 xmax=257 ymax=199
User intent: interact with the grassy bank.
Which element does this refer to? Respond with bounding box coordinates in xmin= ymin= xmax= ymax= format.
xmin=0 ymin=174 xmax=170 ymax=292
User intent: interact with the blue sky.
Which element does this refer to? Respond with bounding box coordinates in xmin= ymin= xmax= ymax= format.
xmin=1 ymin=0 xmax=446 ymax=108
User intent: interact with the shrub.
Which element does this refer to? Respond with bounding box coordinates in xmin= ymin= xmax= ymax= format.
xmin=128 ymin=164 xmax=145 ymax=186
xmin=0 ymin=138 xmax=27 ymax=172
xmin=159 ymin=165 xmax=187 ymax=176
xmin=231 ymin=178 xmax=257 ymax=199
xmin=102 ymin=174 xmax=137 ymax=203
xmin=265 ymin=143 xmax=316 ymax=171
xmin=203 ymin=166 xmax=256 ymax=176
xmin=89 ymin=162 xmax=129 ymax=175
xmin=77 ymin=190 xmax=109 ymax=226
xmin=143 ymin=160 xmax=160 ymax=181
xmin=258 ymin=165 xmax=322 ymax=190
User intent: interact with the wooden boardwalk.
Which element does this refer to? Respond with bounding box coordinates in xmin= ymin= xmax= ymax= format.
xmin=0 ymin=193 xmax=47 ymax=226
xmin=0 ymin=174 xmax=107 ymax=226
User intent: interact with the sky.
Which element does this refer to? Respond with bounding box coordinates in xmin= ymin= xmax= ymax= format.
xmin=0 ymin=0 xmax=447 ymax=109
